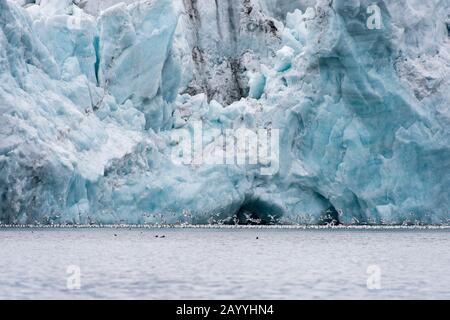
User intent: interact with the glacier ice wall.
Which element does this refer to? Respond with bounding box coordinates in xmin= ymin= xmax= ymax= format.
xmin=0 ymin=0 xmax=449 ymax=225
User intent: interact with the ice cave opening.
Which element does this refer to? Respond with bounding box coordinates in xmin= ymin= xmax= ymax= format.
xmin=235 ymin=196 xmax=284 ymax=225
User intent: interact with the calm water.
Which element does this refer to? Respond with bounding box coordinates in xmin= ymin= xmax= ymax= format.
xmin=0 ymin=227 xmax=449 ymax=299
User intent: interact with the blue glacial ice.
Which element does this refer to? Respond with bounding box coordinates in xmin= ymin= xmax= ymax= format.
xmin=0 ymin=0 xmax=449 ymax=225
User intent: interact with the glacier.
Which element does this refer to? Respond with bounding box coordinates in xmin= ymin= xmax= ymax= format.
xmin=0 ymin=0 xmax=449 ymax=225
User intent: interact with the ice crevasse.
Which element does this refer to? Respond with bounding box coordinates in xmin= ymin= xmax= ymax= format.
xmin=0 ymin=0 xmax=449 ymax=225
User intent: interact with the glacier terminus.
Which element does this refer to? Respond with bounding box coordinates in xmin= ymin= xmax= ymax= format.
xmin=0 ymin=0 xmax=449 ymax=225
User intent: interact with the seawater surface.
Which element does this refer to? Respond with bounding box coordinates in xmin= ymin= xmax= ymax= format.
xmin=0 ymin=227 xmax=449 ymax=299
